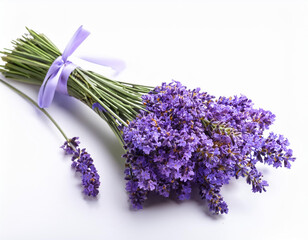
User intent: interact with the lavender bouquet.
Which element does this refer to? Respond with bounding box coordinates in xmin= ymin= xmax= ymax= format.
xmin=0 ymin=26 xmax=295 ymax=214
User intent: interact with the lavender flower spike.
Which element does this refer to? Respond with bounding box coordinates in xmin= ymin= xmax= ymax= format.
xmin=0 ymin=79 xmax=101 ymax=199
xmin=62 ymin=137 xmax=100 ymax=197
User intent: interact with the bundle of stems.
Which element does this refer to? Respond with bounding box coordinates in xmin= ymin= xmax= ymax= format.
xmin=0 ymin=28 xmax=153 ymax=144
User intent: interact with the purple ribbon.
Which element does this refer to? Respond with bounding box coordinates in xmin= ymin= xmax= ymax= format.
xmin=38 ymin=26 xmax=124 ymax=108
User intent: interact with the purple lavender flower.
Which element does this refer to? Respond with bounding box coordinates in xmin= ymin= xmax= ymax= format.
xmin=61 ymin=137 xmax=100 ymax=197
xmin=122 ymin=81 xmax=295 ymax=214
xmin=61 ymin=137 xmax=80 ymax=155
xmin=92 ymin=102 xmax=107 ymax=112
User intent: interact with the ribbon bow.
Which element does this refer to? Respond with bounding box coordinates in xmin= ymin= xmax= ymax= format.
xmin=38 ymin=26 xmax=123 ymax=108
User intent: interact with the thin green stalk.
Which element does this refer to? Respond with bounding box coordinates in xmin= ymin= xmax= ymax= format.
xmin=0 ymin=78 xmax=69 ymax=142
xmin=71 ymin=73 xmax=128 ymax=126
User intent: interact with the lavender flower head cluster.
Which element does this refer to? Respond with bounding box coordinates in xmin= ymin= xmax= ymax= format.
xmin=123 ymin=81 xmax=295 ymax=214
xmin=62 ymin=137 xmax=100 ymax=197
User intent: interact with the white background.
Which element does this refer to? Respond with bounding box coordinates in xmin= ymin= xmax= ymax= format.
xmin=0 ymin=0 xmax=307 ymax=239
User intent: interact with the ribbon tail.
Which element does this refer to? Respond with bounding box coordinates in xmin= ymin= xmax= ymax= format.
xmin=56 ymin=62 xmax=76 ymax=95
xmin=79 ymin=56 xmax=126 ymax=76
xmin=38 ymin=66 xmax=64 ymax=108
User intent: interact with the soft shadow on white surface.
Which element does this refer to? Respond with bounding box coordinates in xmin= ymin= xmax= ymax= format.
xmin=1 ymin=0 xmax=307 ymax=240
xmin=53 ymin=92 xmax=125 ymax=167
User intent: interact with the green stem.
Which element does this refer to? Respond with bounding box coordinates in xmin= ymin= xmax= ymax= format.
xmin=0 ymin=78 xmax=69 ymax=142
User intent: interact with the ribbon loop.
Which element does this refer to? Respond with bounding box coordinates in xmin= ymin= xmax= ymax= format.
xmin=62 ymin=26 xmax=90 ymax=62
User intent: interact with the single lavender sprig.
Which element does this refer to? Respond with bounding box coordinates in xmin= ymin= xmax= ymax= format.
xmin=0 ymin=78 xmax=100 ymax=197
xmin=62 ymin=137 xmax=100 ymax=197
